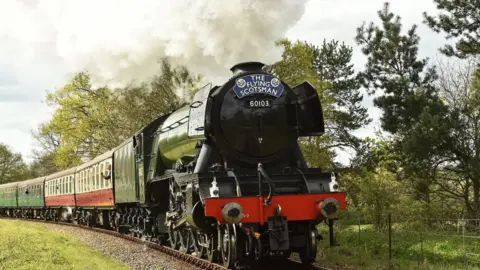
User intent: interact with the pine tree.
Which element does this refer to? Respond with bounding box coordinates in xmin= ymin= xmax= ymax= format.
xmin=424 ymin=0 xmax=480 ymax=58
xmin=355 ymin=2 xmax=441 ymax=134
xmin=313 ymin=40 xmax=371 ymax=152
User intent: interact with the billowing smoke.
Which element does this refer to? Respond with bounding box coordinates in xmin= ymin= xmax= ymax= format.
xmin=1 ymin=0 xmax=307 ymax=89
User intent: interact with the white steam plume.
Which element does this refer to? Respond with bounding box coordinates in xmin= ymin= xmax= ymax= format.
xmin=0 ymin=0 xmax=307 ymax=88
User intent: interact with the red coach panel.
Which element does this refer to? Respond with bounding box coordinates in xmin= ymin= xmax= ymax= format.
xmin=76 ymin=189 xmax=114 ymax=207
xmin=46 ymin=194 xmax=75 ymax=207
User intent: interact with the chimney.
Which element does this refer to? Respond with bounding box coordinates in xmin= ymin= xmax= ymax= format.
xmin=230 ymin=62 xmax=265 ymax=76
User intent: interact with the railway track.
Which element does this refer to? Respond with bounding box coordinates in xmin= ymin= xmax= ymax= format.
xmin=0 ymin=217 xmax=332 ymax=270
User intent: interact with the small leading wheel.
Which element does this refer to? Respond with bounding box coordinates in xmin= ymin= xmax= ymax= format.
xmin=254 ymin=237 xmax=263 ymax=261
xmin=220 ymin=224 xmax=238 ymax=268
xmin=244 ymin=232 xmax=254 ymax=258
xmin=299 ymin=225 xmax=318 ymax=265
xmin=207 ymin=233 xmax=219 ymax=262
xmin=192 ymin=230 xmax=208 ymax=258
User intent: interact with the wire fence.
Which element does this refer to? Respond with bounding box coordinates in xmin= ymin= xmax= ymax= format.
xmin=317 ymin=211 xmax=480 ymax=269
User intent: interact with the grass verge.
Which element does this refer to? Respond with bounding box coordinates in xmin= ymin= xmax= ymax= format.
xmin=316 ymin=223 xmax=480 ymax=270
xmin=0 ymin=219 xmax=129 ymax=270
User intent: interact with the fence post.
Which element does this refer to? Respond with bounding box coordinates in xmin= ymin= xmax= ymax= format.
xmin=388 ymin=213 xmax=392 ymax=261
xmin=462 ymin=217 xmax=466 ymax=267
xmin=419 ymin=215 xmax=424 ymax=264
xmin=357 ymin=212 xmax=361 ymax=243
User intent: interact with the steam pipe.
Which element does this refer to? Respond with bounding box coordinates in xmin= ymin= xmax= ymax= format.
xmin=194 ymin=143 xmax=213 ymax=173
xmin=257 ymin=163 xmax=274 ymax=205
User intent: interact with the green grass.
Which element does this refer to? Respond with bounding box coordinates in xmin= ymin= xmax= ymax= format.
xmin=315 ymin=223 xmax=480 ymax=270
xmin=0 ymin=219 xmax=129 ymax=270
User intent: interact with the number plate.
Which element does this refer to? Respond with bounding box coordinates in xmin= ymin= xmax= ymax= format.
xmin=246 ymin=99 xmax=273 ymax=108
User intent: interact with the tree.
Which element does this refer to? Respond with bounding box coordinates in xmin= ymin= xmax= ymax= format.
xmin=113 ymin=59 xmax=201 ymax=134
xmin=39 ymin=71 xmax=118 ymax=169
xmin=429 ymin=57 xmax=480 ymax=218
xmin=424 ymin=0 xmax=480 ymax=58
xmin=313 ymin=40 xmax=371 ymax=154
xmin=0 ymin=143 xmax=29 ymax=184
xmin=35 ymin=58 xmax=200 ymax=169
xmin=355 ymin=2 xmax=443 ymax=135
xmin=28 ymin=151 xmax=60 ymax=178
xmin=354 ymin=2 xmax=452 ymax=206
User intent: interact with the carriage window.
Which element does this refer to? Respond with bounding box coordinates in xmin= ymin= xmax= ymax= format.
xmin=95 ymin=165 xmax=100 ymax=189
xmin=93 ymin=166 xmax=96 ymax=190
xmin=100 ymin=163 xmax=104 ymax=189
xmin=87 ymin=168 xmax=91 ymax=191
xmin=93 ymin=167 xmax=96 ymax=190
xmin=89 ymin=169 xmax=92 ymax=191
xmin=92 ymin=167 xmax=95 ymax=191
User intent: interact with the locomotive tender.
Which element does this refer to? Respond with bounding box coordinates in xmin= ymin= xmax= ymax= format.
xmin=0 ymin=62 xmax=346 ymax=268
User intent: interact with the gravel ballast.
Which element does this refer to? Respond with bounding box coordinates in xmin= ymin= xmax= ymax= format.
xmin=43 ymin=223 xmax=196 ymax=270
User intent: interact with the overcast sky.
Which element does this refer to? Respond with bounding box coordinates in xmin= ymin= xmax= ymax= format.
xmin=0 ymin=0 xmax=447 ymax=163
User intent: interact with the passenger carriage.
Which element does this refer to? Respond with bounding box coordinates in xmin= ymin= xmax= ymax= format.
xmin=0 ymin=182 xmax=19 ymax=217
xmin=45 ymin=167 xmax=76 ymax=221
xmin=74 ymin=150 xmax=114 ymax=226
xmin=17 ymin=177 xmax=46 ymax=219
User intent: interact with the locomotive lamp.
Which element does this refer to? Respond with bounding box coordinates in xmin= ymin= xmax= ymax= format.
xmin=317 ymin=198 xmax=341 ymax=219
xmin=221 ymin=202 xmax=244 ymax=223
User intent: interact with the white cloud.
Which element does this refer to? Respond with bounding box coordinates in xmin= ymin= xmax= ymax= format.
xmin=0 ymin=0 xmax=450 ymax=165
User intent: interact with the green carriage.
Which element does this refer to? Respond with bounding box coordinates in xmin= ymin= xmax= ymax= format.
xmin=17 ymin=177 xmax=46 ymax=218
xmin=0 ymin=182 xmax=19 ymax=214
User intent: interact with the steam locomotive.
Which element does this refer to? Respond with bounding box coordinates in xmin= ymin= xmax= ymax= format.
xmin=0 ymin=62 xmax=346 ymax=268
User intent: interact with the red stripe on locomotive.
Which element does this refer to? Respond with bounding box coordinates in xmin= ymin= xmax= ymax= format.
xmin=204 ymin=193 xmax=346 ymax=224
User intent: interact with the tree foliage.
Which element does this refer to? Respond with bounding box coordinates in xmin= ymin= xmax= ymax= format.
xmin=313 ymin=40 xmax=371 ymax=152
xmin=424 ymin=0 xmax=480 ymax=58
xmin=34 ymin=58 xmax=200 ymax=170
xmin=355 ymin=2 xmax=444 ymax=135
xmin=0 ymin=143 xmax=29 ymax=184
